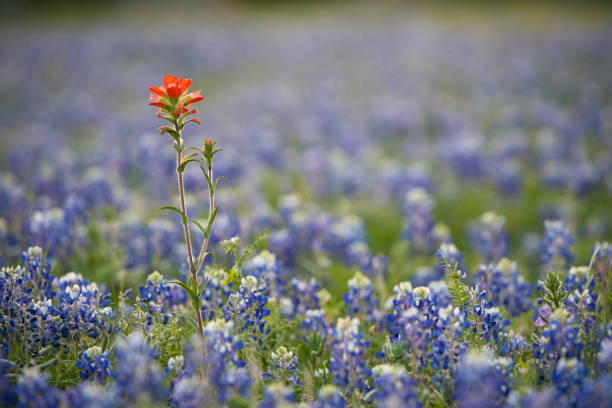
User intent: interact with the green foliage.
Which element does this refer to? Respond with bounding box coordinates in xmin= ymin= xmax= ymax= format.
xmin=539 ymin=270 xmax=568 ymax=310
xmin=145 ymin=316 xmax=192 ymax=369
xmin=439 ymin=256 xmax=470 ymax=311
xmin=222 ymin=233 xmax=269 ymax=286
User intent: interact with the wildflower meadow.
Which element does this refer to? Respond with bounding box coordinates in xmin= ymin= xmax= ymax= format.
xmin=0 ymin=2 xmax=611 ymax=407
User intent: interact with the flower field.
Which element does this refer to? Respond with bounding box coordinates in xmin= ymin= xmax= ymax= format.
xmin=1 ymin=3 xmax=611 ymax=407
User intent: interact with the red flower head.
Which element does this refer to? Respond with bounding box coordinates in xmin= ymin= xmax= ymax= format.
xmin=149 ymin=75 xmax=204 ymax=137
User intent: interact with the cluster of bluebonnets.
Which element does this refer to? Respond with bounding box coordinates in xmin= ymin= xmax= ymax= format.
xmin=1 ymin=7 xmax=612 ymax=408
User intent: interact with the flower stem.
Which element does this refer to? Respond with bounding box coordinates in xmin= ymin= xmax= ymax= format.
xmin=196 ymin=164 xmax=214 ymax=270
xmin=174 ymin=126 xmax=205 ymax=339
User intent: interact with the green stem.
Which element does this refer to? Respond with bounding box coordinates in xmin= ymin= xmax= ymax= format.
xmin=174 ymin=125 xmax=205 ymax=339
xmin=196 ymin=164 xmax=215 ymax=271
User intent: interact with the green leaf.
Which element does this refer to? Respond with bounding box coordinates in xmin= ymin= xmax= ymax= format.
xmin=189 ymin=218 xmax=207 ymax=237
xmin=168 ymin=280 xmax=195 ymax=297
xmin=177 ymin=152 xmax=199 ymax=173
xmin=161 ymin=128 xmax=180 ymax=141
xmin=204 ymin=206 xmax=219 ymax=239
xmin=200 ymin=164 xmax=213 ymax=188
xmin=213 ymin=176 xmax=227 ymax=191
xmin=169 ymin=280 xmax=201 ymax=309
xmin=226 ymin=395 xmax=250 ymax=408
xmin=158 ymin=206 xmax=188 ymax=224
xmin=185 ymin=119 xmax=202 ymax=127
xmin=178 ymin=158 xmax=199 ymax=173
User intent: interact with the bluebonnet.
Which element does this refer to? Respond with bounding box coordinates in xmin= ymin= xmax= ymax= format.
xmin=343 ymin=271 xmax=378 ymax=323
xmin=440 ymin=135 xmax=485 ymax=180
xmin=76 ymin=346 xmax=112 ymax=383
xmin=532 ymin=314 xmax=588 ymax=385
xmin=371 ymin=364 xmax=420 ymax=407
xmin=268 ymin=228 xmax=297 ymax=268
xmin=166 ymin=355 xmax=185 ymax=376
xmin=282 ymin=277 xmax=322 ymax=318
xmin=223 ymin=275 xmax=271 ymax=339
xmin=21 ymin=246 xmax=53 ymax=293
xmin=454 ymin=351 xmax=512 ymax=408
xmin=385 ymin=280 xmax=468 ymax=393
xmin=302 ymin=308 xmax=330 ymax=340
xmin=175 ymin=331 xmax=254 ymax=407
xmin=245 ymin=250 xmax=286 ymax=299
xmin=0 ymin=175 xmax=29 ymax=259
xmin=551 ymin=358 xmax=588 ymax=397
xmin=268 ymin=204 xmax=384 ymax=277
xmin=402 ymin=187 xmax=435 ymax=254
xmin=507 ymin=387 xmax=556 ymax=408
xmin=541 ymin=220 xmax=574 ymax=270
xmin=469 ymin=212 xmax=508 ymax=262
xmin=200 ymin=267 xmax=232 ymax=321
xmin=168 ymin=337 xmax=207 ymax=406
xmin=64 ymin=382 xmax=117 ymax=408
xmin=204 ymin=318 xmax=245 ymax=367
xmin=0 ymin=250 xmax=114 ymax=358
xmin=504 ymin=333 xmax=528 ymax=356
xmin=75 ymin=167 xmax=116 ymax=209
xmin=0 ymin=358 xmax=17 ymax=407
xmin=572 ymin=374 xmax=612 ymax=408
xmin=207 ymin=353 xmax=252 ymax=404
xmin=264 ymin=346 xmax=301 ymax=385
xmin=474 ymin=260 xmax=532 ymax=316
xmin=326 ymin=215 xmax=371 ymax=270
xmin=312 ymin=384 xmax=345 ymax=408
xmin=465 ymin=288 xmax=509 ymax=347
xmin=597 ymin=338 xmax=612 ymax=373
xmin=0 ymin=265 xmax=35 ymax=354
xmin=428 ymin=279 xmax=452 ymax=307
xmin=329 ymin=316 xmax=371 ymax=394
xmin=170 ymin=374 xmax=212 ymax=408
xmin=138 ymin=271 xmax=186 ymax=324
xmin=495 ymin=159 xmax=522 ymax=196
xmin=29 ymin=207 xmax=73 ymax=257
xmin=564 ymin=266 xmax=590 ymax=292
xmin=14 ymin=368 xmax=62 ymax=408
xmin=54 ymin=272 xmax=114 ymax=342
xmin=258 ymin=383 xmax=295 ymax=408
xmin=111 ymin=332 xmax=168 ymax=405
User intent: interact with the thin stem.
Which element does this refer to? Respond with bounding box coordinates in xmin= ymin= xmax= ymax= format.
xmin=174 ymin=124 xmax=205 ymax=339
xmin=196 ymin=164 xmax=214 ymax=270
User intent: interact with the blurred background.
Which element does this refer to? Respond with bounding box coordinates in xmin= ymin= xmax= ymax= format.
xmin=1 ymin=0 xmax=611 ymax=290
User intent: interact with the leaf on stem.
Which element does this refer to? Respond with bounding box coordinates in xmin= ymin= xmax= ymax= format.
xmin=177 ymin=152 xmax=199 ymax=173
xmin=160 ymin=128 xmax=181 ymax=141
xmin=158 ymin=206 xmax=188 ymax=224
xmin=204 ymin=206 xmax=219 ymax=239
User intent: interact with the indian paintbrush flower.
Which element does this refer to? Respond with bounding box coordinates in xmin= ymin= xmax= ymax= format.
xmin=149 ymin=75 xmax=221 ymax=340
xmin=150 ymin=75 xmax=204 ymax=140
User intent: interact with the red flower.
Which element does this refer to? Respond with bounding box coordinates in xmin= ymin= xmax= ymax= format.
xmin=149 ymin=75 xmax=191 ymax=100
xmin=148 ymin=75 xmax=205 ymax=118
